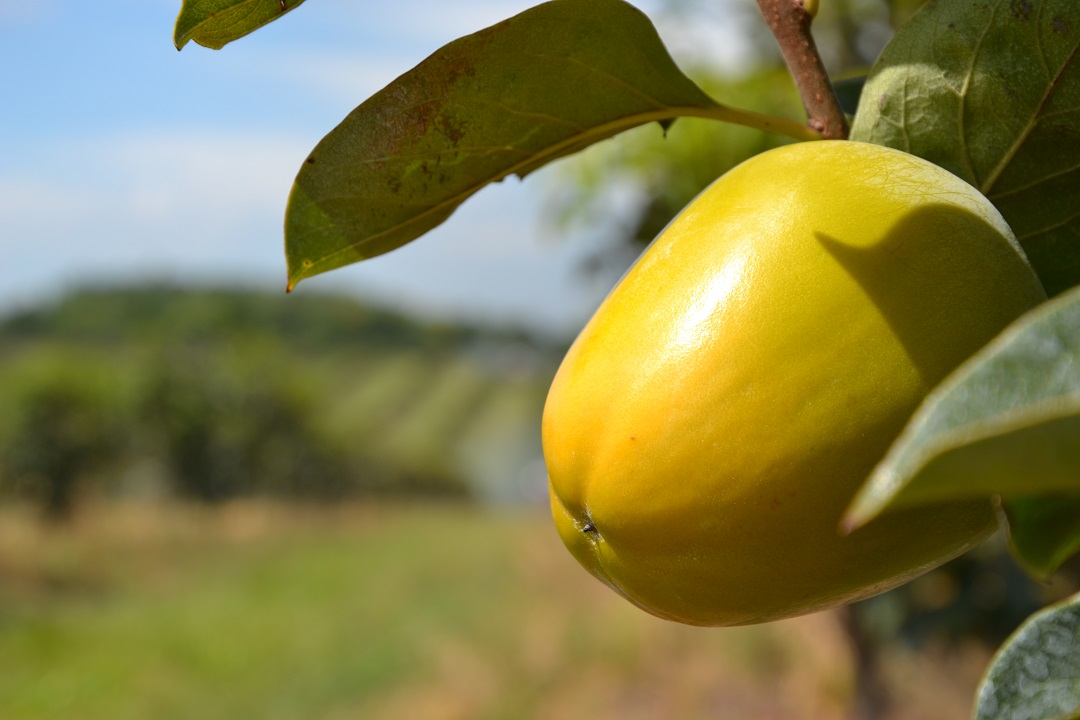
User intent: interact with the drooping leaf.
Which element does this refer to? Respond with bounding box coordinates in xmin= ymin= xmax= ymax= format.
xmin=1006 ymin=496 xmax=1080 ymax=579
xmin=850 ymin=0 xmax=1080 ymax=296
xmin=283 ymin=0 xmax=818 ymax=290
xmin=174 ymin=0 xmax=304 ymax=51
xmin=844 ymin=285 xmax=1080 ymax=532
xmin=974 ymin=592 xmax=1080 ymax=720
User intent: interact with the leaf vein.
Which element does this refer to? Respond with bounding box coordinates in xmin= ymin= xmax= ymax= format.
xmin=958 ymin=2 xmax=1000 ymax=185
xmin=526 ymin=51 xmax=667 ymax=110
xmin=355 ymin=146 xmax=533 ymax=166
xmin=1017 ymin=208 xmax=1080 ymax=241
xmin=981 ymin=17 xmax=1080 ymax=194
xmin=296 ymin=105 xmax=811 ymax=275
xmin=989 ymin=158 xmax=1080 ymax=201
xmin=1034 ymin=0 xmax=1051 ymax=78
xmin=897 ymin=72 xmax=912 ymax=150
xmin=476 ymin=99 xmax=587 ymax=132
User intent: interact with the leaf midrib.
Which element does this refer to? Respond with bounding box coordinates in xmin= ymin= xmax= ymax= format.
xmin=979 ymin=5 xmax=1080 ymax=195
xmin=288 ymin=105 xmax=819 ymax=285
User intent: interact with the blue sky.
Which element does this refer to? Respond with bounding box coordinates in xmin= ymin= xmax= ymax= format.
xmin=1 ymin=0 xmax=750 ymax=336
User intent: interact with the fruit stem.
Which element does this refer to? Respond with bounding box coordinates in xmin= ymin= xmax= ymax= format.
xmin=755 ymin=0 xmax=849 ymax=140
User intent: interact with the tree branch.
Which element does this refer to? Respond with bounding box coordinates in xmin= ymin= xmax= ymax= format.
xmin=756 ymin=0 xmax=849 ymax=140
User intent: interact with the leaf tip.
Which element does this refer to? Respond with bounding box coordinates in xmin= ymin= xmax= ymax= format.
xmin=172 ymin=12 xmax=189 ymax=50
xmin=285 ymin=270 xmax=304 ymax=294
xmin=285 ymin=257 xmax=317 ymax=293
xmin=837 ymin=513 xmax=860 ymax=537
xmin=840 ymin=475 xmax=894 ymax=534
xmin=839 ymin=502 xmax=876 ymax=535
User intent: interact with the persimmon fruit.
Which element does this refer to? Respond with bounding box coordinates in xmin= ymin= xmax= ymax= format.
xmin=543 ymin=140 xmax=1046 ymax=626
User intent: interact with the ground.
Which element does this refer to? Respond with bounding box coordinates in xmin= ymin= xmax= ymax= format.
xmin=0 ymin=501 xmax=990 ymax=720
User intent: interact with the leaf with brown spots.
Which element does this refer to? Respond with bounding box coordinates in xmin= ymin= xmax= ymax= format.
xmin=283 ymin=0 xmax=819 ymax=290
xmin=851 ymin=0 xmax=1080 ymax=296
xmin=174 ymin=0 xmax=305 ymax=51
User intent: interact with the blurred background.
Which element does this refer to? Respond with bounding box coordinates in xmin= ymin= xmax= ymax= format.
xmin=1 ymin=1 xmax=1076 ymax=718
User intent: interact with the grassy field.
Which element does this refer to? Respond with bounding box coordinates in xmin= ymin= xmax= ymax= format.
xmin=0 ymin=502 xmax=991 ymax=720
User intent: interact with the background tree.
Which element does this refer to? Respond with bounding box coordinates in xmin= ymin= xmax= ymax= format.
xmin=0 ymin=354 xmax=123 ymax=521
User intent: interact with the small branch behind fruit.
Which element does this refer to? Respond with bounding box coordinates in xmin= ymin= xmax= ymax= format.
xmin=756 ymin=0 xmax=849 ymax=140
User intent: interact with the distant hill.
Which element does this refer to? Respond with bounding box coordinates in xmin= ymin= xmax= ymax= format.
xmin=0 ymin=283 xmax=560 ymax=357
xmin=0 ymin=284 xmax=561 ymax=513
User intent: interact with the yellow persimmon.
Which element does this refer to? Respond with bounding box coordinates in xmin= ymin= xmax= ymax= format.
xmin=544 ymin=140 xmax=1046 ymax=626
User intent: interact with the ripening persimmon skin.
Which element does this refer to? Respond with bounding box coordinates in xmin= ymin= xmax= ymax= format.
xmin=543 ymin=141 xmax=1046 ymax=626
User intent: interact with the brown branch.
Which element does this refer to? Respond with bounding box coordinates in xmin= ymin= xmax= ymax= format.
xmin=837 ymin=605 xmax=891 ymax=720
xmin=756 ymin=0 xmax=849 ymax=140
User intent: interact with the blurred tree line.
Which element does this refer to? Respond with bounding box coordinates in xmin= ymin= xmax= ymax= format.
xmin=0 ymin=286 xmax=558 ymax=520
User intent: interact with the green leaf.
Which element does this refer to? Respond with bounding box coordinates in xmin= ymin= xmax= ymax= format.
xmin=174 ymin=0 xmax=304 ymax=50
xmin=283 ymin=0 xmax=818 ymax=290
xmin=844 ymin=285 xmax=1080 ymax=532
xmin=974 ymin=592 xmax=1080 ymax=720
xmin=850 ymin=0 xmax=1080 ymax=296
xmin=1006 ymin=496 xmax=1080 ymax=580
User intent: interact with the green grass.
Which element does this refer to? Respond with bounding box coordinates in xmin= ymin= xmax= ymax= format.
xmin=0 ymin=502 xmax=986 ymax=720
